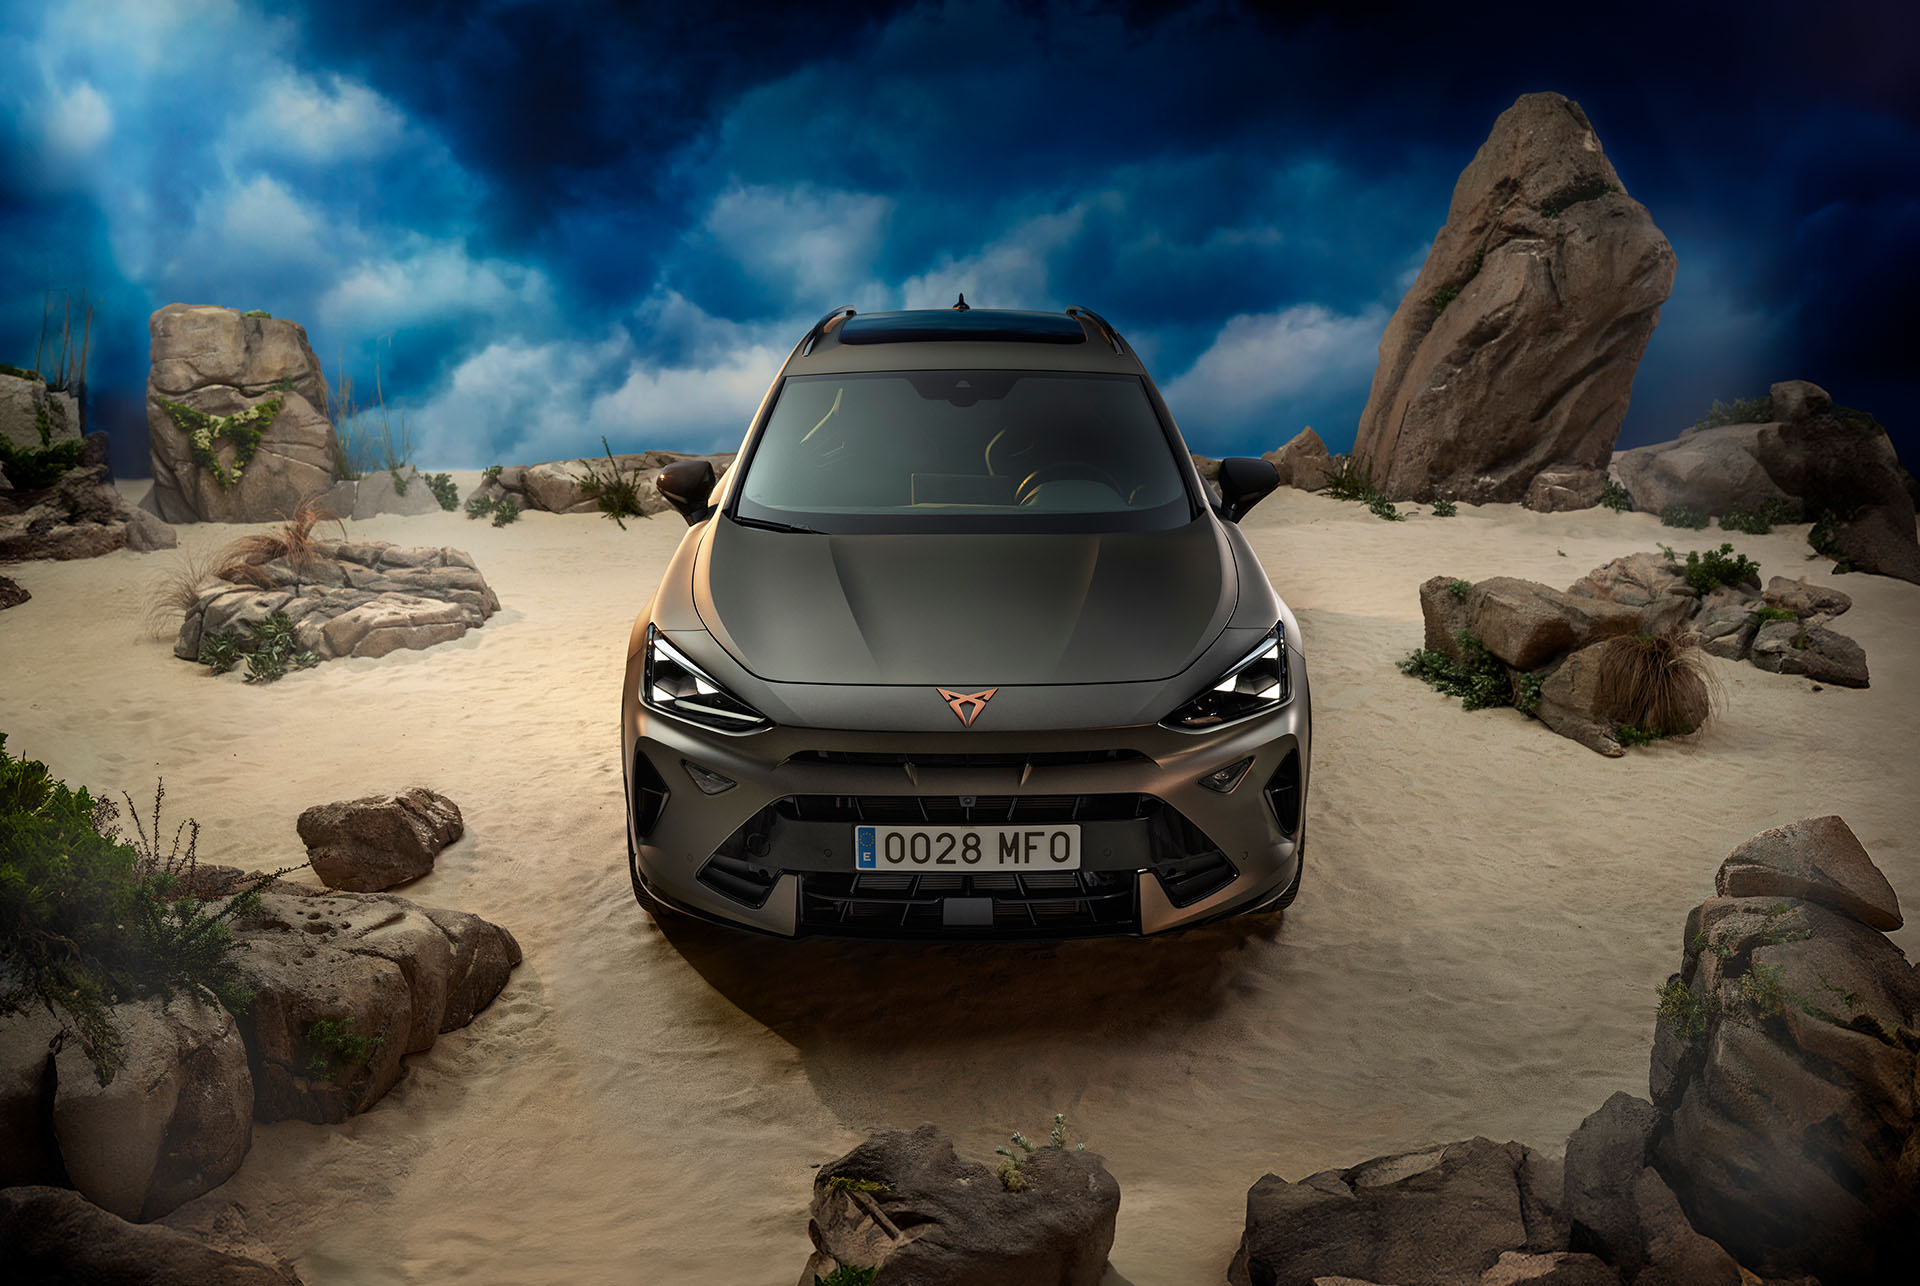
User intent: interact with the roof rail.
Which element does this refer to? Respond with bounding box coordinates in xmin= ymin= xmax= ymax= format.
xmin=800 ymin=305 xmax=857 ymax=356
xmin=1065 ymin=306 xmax=1123 ymax=355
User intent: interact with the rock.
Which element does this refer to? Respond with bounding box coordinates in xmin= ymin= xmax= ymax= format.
xmin=1693 ymin=603 xmax=1757 ymax=661
xmin=1419 ymin=575 xmax=1474 ymax=663
xmin=318 ymin=467 xmax=448 ymax=520
xmin=297 ymin=787 xmax=464 ymax=892
xmin=1465 ymin=577 xmax=1641 ymax=669
xmin=0 ymin=370 xmax=82 ymax=451
xmin=1562 ymin=1092 xmax=1658 ymax=1272
xmin=1760 ymin=576 xmax=1850 ymax=620
xmin=227 ymin=887 xmax=519 ymax=1123
xmin=1748 ymin=620 xmax=1868 ymax=688
xmin=0 ymin=572 xmax=26 ymax=608
xmin=800 ymin=1123 xmax=1119 ymax=1286
xmin=0 ymin=459 xmax=178 ymax=562
xmin=0 ymin=1006 xmax=65 ymax=1187
xmin=1769 ymin=380 xmax=1830 ymax=423
xmin=1479 ymin=1250 xmax=1621 ymax=1285
xmin=174 ymin=538 xmax=499 ymax=668
xmin=1651 ymin=830 xmax=1920 ymax=1282
xmin=1531 ymin=643 xmax=1623 ymax=757
xmin=1265 ymin=428 xmax=1333 ymax=492
xmin=484 ymin=449 xmax=738 ymax=515
xmin=1524 ymin=467 xmax=1608 ymax=513
xmin=1714 ymin=815 xmax=1900 ymax=931
xmin=1629 ymin=1168 xmax=1742 ymax=1286
xmin=1611 ymin=424 xmax=1794 ymax=519
xmin=1352 ymin=93 xmax=1675 ymax=503
xmin=145 ymin=304 xmax=337 ymax=523
xmin=49 ymin=993 xmax=252 ymax=1221
xmin=0 ymin=1186 xmax=305 ymax=1284
xmin=1229 ymin=1137 xmax=1567 ymax=1286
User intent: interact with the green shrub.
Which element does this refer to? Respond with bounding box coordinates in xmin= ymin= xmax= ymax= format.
xmin=204 ymin=610 xmax=322 ymax=685
xmin=1616 ymin=724 xmax=1666 ymax=747
xmin=491 ymin=497 xmax=521 ymax=527
xmin=1655 ymin=978 xmax=1709 ymax=1039
xmin=1693 ymin=396 xmax=1774 ymax=431
xmin=464 ymin=494 xmax=497 ymax=521
xmin=1807 ymin=509 xmax=1855 ymax=574
xmin=1512 ymin=669 xmax=1546 ymax=715
xmin=1428 ymin=283 xmax=1461 ymax=311
xmin=1718 ymin=498 xmax=1795 ymax=535
xmin=1678 ymin=543 xmax=1760 ymax=593
xmin=1367 ymin=494 xmax=1405 ymax=522
xmin=1659 ymin=504 xmax=1710 ymax=530
xmin=815 ymin=1268 xmax=879 ymax=1286
xmin=388 ymin=467 xmax=409 ymax=496
xmin=1741 ymin=963 xmax=1792 ymax=1018
xmin=0 ymin=437 xmax=85 ymax=489
xmin=304 ymin=1017 xmax=384 ymax=1080
xmin=1322 ymin=454 xmax=1377 ymax=502
xmin=0 ymin=363 xmax=42 ymax=381
xmin=242 ymin=309 xmax=271 ymax=318
xmin=1754 ymin=606 xmax=1795 ymax=623
xmin=1398 ymin=631 xmax=1512 ymax=711
xmin=1598 ymin=478 xmax=1633 ymax=512
xmin=198 ymin=629 xmax=242 ymax=675
xmin=1430 ymin=497 xmax=1457 ymax=517
xmin=0 ymin=739 xmax=276 ymax=1084
xmin=155 ymin=396 xmax=283 ymax=490
xmin=994 ymin=1113 xmax=1086 ymax=1193
xmin=424 ymin=472 xmax=459 ymax=511
xmin=1447 ymin=578 xmax=1472 ymax=600
xmin=481 ymin=464 xmax=502 ymax=484
xmin=573 ymin=436 xmax=650 ymax=529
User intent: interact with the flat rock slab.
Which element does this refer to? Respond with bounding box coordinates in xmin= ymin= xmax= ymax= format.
xmin=1748 ymin=620 xmax=1868 ymax=688
xmin=1714 ymin=814 xmax=1901 ymax=931
xmin=1761 ymin=576 xmax=1850 ymax=620
xmin=298 ymin=786 xmax=464 ymax=891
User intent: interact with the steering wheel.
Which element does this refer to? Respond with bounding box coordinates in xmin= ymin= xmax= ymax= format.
xmin=1014 ymin=460 xmax=1126 ymax=506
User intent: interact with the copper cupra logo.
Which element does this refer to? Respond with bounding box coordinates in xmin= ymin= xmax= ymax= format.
xmin=937 ymin=687 xmax=997 ymax=727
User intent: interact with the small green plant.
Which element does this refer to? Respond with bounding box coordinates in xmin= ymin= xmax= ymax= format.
xmin=304 ymin=1017 xmax=384 ymax=1080
xmin=1717 ymin=498 xmax=1795 ymax=535
xmin=1430 ymin=497 xmax=1457 ymax=517
xmin=198 ymin=629 xmax=243 ymax=675
xmin=481 ymin=464 xmax=503 ymax=484
xmin=491 ymin=497 xmax=521 ymax=527
xmin=1598 ymin=478 xmax=1633 ymax=512
xmin=1398 ymin=630 xmax=1512 ymax=711
xmin=573 ymin=437 xmax=650 ymax=529
xmin=1656 ymin=542 xmax=1676 ymax=562
xmin=1428 ymin=283 xmax=1461 ymax=311
xmin=389 ymin=467 xmax=409 ymax=496
xmin=236 ymin=611 xmax=320 ymax=684
xmin=1512 ymin=669 xmax=1546 ymax=715
xmin=823 ymin=1177 xmax=890 ymax=1196
xmin=0 ymin=436 xmax=84 ymax=489
xmin=1616 ymin=724 xmax=1666 ymax=747
xmin=155 ymin=396 xmax=283 ymax=490
xmin=1741 ymin=963 xmax=1791 ymax=1018
xmin=464 ymin=494 xmax=498 ymax=521
xmin=1656 ymin=978 xmax=1709 ymax=1039
xmin=0 ymin=363 xmax=41 ymax=381
xmin=993 ymin=1113 xmax=1086 ymax=1193
xmin=1322 ymin=454 xmax=1377 ymax=503
xmin=1538 ymin=179 xmax=1622 ymax=218
xmin=1693 ymin=395 xmax=1774 ymax=431
xmin=1659 ymin=503 xmax=1711 ymax=530
xmin=1678 ymin=543 xmax=1760 ymax=593
xmin=1367 ymin=494 xmax=1405 ymax=522
xmin=1791 ymin=631 xmax=1810 ymax=651
xmin=424 ymin=472 xmax=459 ymax=511
xmin=1447 ymin=578 xmax=1471 ymax=600
xmin=815 ymin=1268 xmax=879 ymax=1286
xmin=1806 ymin=509 xmax=1855 ymax=574
xmin=242 ymin=309 xmax=271 ymax=318
xmin=1754 ymin=606 xmax=1796 ymax=623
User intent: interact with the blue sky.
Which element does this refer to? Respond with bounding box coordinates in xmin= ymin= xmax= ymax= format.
xmin=3 ymin=0 xmax=1916 ymax=474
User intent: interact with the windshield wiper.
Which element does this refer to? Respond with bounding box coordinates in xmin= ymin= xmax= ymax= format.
xmin=731 ymin=513 xmax=823 ymax=535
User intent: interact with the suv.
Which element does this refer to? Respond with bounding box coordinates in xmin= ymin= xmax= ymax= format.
xmin=622 ymin=303 xmax=1309 ymax=937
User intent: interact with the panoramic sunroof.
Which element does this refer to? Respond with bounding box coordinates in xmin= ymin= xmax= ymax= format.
xmin=838 ymin=311 xmax=1087 ymax=345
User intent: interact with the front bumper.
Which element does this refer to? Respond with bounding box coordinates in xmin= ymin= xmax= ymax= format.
xmin=621 ymin=662 xmax=1311 ymax=939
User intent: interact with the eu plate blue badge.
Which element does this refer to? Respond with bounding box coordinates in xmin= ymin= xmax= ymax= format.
xmin=855 ymin=826 xmax=877 ymax=869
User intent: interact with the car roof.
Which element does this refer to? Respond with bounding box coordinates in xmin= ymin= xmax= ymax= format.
xmin=783 ymin=306 xmax=1148 ymax=377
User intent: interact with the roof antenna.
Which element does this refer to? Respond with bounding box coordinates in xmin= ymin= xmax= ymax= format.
xmin=952 ymin=293 xmax=969 ymax=311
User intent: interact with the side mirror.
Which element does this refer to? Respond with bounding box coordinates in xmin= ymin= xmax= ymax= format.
xmin=1216 ymin=457 xmax=1280 ymax=522
xmin=657 ymin=459 xmax=717 ymax=525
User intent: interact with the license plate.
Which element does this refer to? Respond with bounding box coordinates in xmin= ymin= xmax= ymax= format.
xmin=854 ymin=824 xmax=1081 ymax=871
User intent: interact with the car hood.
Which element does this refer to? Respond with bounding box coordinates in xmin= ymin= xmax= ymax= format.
xmin=695 ymin=516 xmax=1235 ymax=686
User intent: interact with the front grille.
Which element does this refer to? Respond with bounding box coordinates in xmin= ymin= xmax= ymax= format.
xmin=785 ymin=749 xmax=1151 ymax=770
xmin=776 ymin=794 xmax=1146 ymax=825
xmin=800 ymin=869 xmax=1137 ymax=936
xmin=697 ymin=852 xmax=779 ymax=909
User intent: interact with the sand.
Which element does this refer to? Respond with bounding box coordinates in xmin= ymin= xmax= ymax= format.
xmin=3 ymin=476 xmax=1916 ymax=1285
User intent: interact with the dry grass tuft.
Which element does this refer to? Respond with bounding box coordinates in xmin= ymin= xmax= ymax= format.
xmin=211 ymin=494 xmax=339 ymax=584
xmin=1595 ymin=627 xmax=1720 ymax=737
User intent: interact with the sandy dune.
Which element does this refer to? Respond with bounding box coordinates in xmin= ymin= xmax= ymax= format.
xmin=2 ymin=475 xmax=1915 ymax=1285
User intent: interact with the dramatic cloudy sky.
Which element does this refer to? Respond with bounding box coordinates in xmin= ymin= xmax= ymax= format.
xmin=3 ymin=0 xmax=1915 ymax=474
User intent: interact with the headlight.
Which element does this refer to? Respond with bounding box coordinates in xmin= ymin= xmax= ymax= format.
xmin=642 ymin=626 xmax=772 ymax=734
xmin=1160 ymin=626 xmax=1290 ymax=732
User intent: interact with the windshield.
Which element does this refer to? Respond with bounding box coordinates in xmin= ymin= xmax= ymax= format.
xmin=731 ymin=370 xmax=1196 ymax=534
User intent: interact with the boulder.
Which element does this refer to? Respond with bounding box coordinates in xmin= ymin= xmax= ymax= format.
xmin=799 ymin=1123 xmax=1120 ymax=1286
xmin=1748 ymin=620 xmax=1868 ymax=688
xmin=324 ymin=466 xmax=447 ymax=520
xmin=1650 ymin=824 xmax=1920 ymax=1282
xmin=1563 ymin=552 xmax=1698 ymax=636
xmin=226 ymin=886 xmax=519 ymax=1123
xmin=1531 ymin=642 xmax=1623 ymax=757
xmin=1692 ymin=603 xmax=1757 ymax=661
xmin=0 ymin=369 xmax=82 ymax=452
xmin=49 ymin=993 xmax=252 ymax=1221
xmin=1611 ymin=424 xmax=1793 ymax=519
xmin=1352 ymin=93 xmax=1675 ymax=503
xmin=1760 ymin=576 xmax=1850 ymax=620
xmin=0 ymin=458 xmax=179 ymax=562
xmin=0 ymin=572 xmax=26 ymax=608
xmin=1228 ymin=1137 xmax=1567 ymax=1286
xmin=1713 ymin=815 xmax=1900 ymax=931
xmin=0 ymin=1006 xmax=65 ymax=1187
xmin=0 ymin=1186 xmax=305 ymax=1284
xmin=1464 ymin=577 xmax=1641 ymax=669
xmin=174 ymin=538 xmax=498 ymax=667
xmin=297 ymin=787 xmax=464 ymax=892
xmin=1419 ymin=575 xmax=1473 ymax=663
xmin=1628 ymin=1168 xmax=1742 ymax=1286
xmin=145 ymin=304 xmax=337 ymax=523
xmin=1264 ymin=428 xmax=1333 ymax=492
xmin=1524 ymin=467 xmax=1608 ymax=513
xmin=1479 ymin=1250 xmax=1620 ymax=1285
xmin=1561 ymin=1093 xmax=1658 ymax=1272
xmin=478 ymin=449 xmax=739 ymax=516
